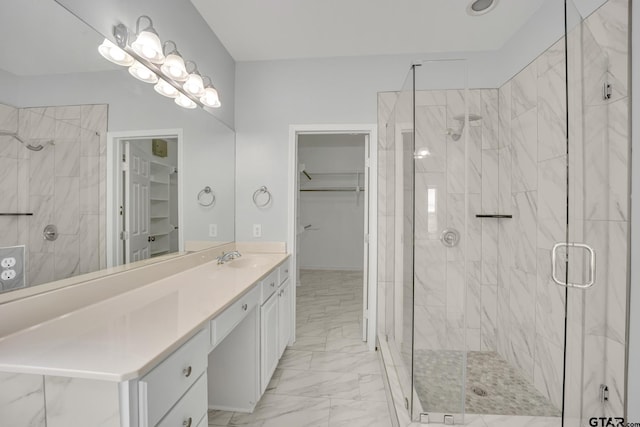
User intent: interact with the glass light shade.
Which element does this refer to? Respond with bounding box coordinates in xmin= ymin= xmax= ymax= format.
xmin=154 ymin=79 xmax=179 ymax=98
xmin=131 ymin=30 xmax=165 ymax=64
xmin=128 ymin=61 xmax=159 ymax=84
xmin=183 ymin=73 xmax=205 ymax=97
xmin=98 ymin=39 xmax=134 ymax=66
xmin=175 ymin=93 xmax=197 ymax=109
xmin=200 ymin=87 xmax=221 ymax=108
xmin=161 ymin=54 xmax=188 ymax=81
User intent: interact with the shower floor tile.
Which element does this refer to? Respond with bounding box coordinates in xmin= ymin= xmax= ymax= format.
xmin=413 ymin=350 xmax=561 ymax=417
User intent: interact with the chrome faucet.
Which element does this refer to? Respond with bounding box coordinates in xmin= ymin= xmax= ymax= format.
xmin=217 ymin=250 xmax=242 ymax=264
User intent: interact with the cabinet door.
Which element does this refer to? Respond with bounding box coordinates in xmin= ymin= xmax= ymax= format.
xmin=277 ymin=279 xmax=291 ymax=359
xmin=260 ymin=293 xmax=279 ymax=394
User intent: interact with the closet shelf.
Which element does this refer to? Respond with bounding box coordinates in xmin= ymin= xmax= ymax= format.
xmin=300 ymin=187 xmax=363 ymax=192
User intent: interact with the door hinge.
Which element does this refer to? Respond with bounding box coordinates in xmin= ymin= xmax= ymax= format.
xmin=364 ymin=233 xmax=370 ymax=244
xmin=120 ymin=231 xmax=129 ymax=240
xmin=363 ymin=309 xmax=368 ymax=320
xmin=365 ymin=158 xmax=370 ymax=168
xmin=122 ymin=153 xmax=129 ymax=171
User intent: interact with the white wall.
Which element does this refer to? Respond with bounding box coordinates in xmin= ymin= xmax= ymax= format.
xmin=233 ymin=0 xmax=575 ymax=244
xmin=627 ymin=1 xmax=639 ymax=419
xmin=298 ymin=134 xmax=365 ymax=270
xmin=54 ymin=0 xmax=236 ymax=129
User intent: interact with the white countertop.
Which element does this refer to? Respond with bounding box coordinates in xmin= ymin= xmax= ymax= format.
xmin=0 ymin=252 xmax=288 ymax=382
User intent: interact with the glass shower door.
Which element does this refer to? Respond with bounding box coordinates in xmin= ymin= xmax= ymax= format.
xmin=563 ymin=0 xmax=630 ymax=426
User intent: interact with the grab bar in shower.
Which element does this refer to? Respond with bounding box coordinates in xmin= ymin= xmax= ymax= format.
xmin=475 ymin=214 xmax=512 ymax=218
xmin=0 ymin=213 xmax=34 ymax=216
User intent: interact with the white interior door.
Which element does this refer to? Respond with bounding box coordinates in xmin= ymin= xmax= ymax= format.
xmin=362 ymin=136 xmax=370 ymax=341
xmin=125 ymin=142 xmax=151 ymax=262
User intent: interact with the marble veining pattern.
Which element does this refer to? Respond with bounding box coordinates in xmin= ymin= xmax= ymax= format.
xmin=0 ymin=103 xmax=107 ymax=289
xmin=209 ymin=270 xmax=391 ymax=426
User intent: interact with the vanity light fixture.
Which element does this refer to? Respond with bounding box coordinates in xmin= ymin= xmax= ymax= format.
xmin=154 ymin=78 xmax=179 ymax=98
xmin=98 ymin=39 xmax=134 ymax=66
xmin=98 ymin=15 xmax=222 ymax=111
xmin=160 ymin=41 xmax=188 ymax=81
xmin=175 ymin=93 xmax=197 ymax=109
xmin=128 ymin=61 xmax=159 ymax=84
xmin=200 ymin=76 xmax=221 ymax=108
xmin=183 ymin=61 xmax=205 ymax=97
xmin=131 ymin=16 xmax=165 ymax=64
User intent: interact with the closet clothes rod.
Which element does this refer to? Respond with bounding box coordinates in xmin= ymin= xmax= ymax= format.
xmin=300 ymin=188 xmax=362 ymax=192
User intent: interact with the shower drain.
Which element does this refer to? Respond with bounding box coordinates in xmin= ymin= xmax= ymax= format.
xmin=471 ymin=385 xmax=488 ymax=397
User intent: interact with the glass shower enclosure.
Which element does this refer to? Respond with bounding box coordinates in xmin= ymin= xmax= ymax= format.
xmin=377 ymin=0 xmax=630 ymax=425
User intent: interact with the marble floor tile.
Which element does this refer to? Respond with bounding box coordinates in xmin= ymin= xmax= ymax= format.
xmin=208 ymin=409 xmax=233 ymax=426
xmin=328 ymin=399 xmax=392 ymax=427
xmin=309 ymin=351 xmax=379 ymax=374
xmin=289 ymin=335 xmax=327 ymax=352
xmin=273 ymin=369 xmax=361 ymax=400
xmin=229 ymin=394 xmax=330 ymax=427
xmin=278 ymin=350 xmax=313 ymax=370
xmin=209 ymin=270 xmax=391 ymax=427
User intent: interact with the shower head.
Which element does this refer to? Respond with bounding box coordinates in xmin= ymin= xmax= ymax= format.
xmin=446 ymin=113 xmax=483 ymax=141
xmin=0 ymin=131 xmax=53 ymax=151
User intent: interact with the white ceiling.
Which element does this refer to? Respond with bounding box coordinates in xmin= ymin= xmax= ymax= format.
xmin=0 ymin=0 xmax=118 ymax=76
xmin=190 ymin=0 xmax=548 ymax=62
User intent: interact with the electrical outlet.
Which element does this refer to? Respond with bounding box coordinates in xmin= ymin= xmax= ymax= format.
xmin=0 ymin=246 xmax=25 ymax=291
xmin=1 ymin=257 xmax=16 ymax=268
xmin=253 ymin=224 xmax=262 ymax=238
xmin=1 ymin=269 xmax=16 ymax=281
xmin=209 ymin=224 xmax=218 ymax=237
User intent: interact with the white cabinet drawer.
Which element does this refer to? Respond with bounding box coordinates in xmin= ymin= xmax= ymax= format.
xmin=279 ymin=259 xmax=290 ymax=285
xmin=260 ymin=270 xmax=278 ymax=304
xmin=211 ymin=285 xmax=260 ymax=349
xmin=140 ymin=329 xmax=208 ymax=427
xmin=157 ymin=373 xmax=207 ymax=427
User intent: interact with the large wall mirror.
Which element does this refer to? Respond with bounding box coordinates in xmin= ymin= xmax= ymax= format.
xmin=0 ymin=0 xmax=235 ymax=300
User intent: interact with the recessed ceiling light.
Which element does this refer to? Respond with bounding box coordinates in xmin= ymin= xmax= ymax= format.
xmin=467 ymin=0 xmax=498 ymax=16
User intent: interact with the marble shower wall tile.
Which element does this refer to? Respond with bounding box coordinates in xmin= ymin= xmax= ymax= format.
xmin=511 ymin=108 xmax=538 ymax=192
xmin=0 ymin=104 xmax=107 ymax=289
xmin=481 ymin=148 xmax=499 ymax=213
xmin=537 ymin=62 xmax=566 ymax=162
xmin=0 ymin=103 xmax=18 ymax=133
xmin=512 ymin=61 xmax=538 ymax=118
xmin=583 ymin=0 xmax=629 ymax=97
xmin=498 ymin=83 xmax=512 ymax=148
xmin=481 ymin=89 xmax=499 ymax=149
xmin=414 ymin=106 xmax=446 ymax=173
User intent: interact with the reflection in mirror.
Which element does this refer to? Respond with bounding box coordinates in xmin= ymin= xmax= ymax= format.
xmin=0 ymin=0 xmax=235 ymax=298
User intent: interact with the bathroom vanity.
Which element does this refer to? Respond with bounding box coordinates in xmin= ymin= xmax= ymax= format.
xmin=0 ymin=244 xmax=291 ymax=427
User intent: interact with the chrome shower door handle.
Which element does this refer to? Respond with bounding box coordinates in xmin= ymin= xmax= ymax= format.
xmin=551 ymin=242 xmax=596 ymax=289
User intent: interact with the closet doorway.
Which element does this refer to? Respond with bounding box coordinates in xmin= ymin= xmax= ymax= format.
xmin=107 ymin=130 xmax=183 ymax=267
xmin=288 ymin=124 xmax=377 ymax=350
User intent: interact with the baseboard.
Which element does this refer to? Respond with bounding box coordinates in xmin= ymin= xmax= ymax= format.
xmin=208 ymin=402 xmax=256 ymax=413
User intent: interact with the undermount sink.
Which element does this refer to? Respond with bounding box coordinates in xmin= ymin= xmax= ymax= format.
xmin=226 ymin=256 xmax=271 ymax=269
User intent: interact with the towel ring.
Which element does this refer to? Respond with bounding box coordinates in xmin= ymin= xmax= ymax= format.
xmin=198 ymin=186 xmax=215 ymax=207
xmin=253 ymin=186 xmax=272 ymax=208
